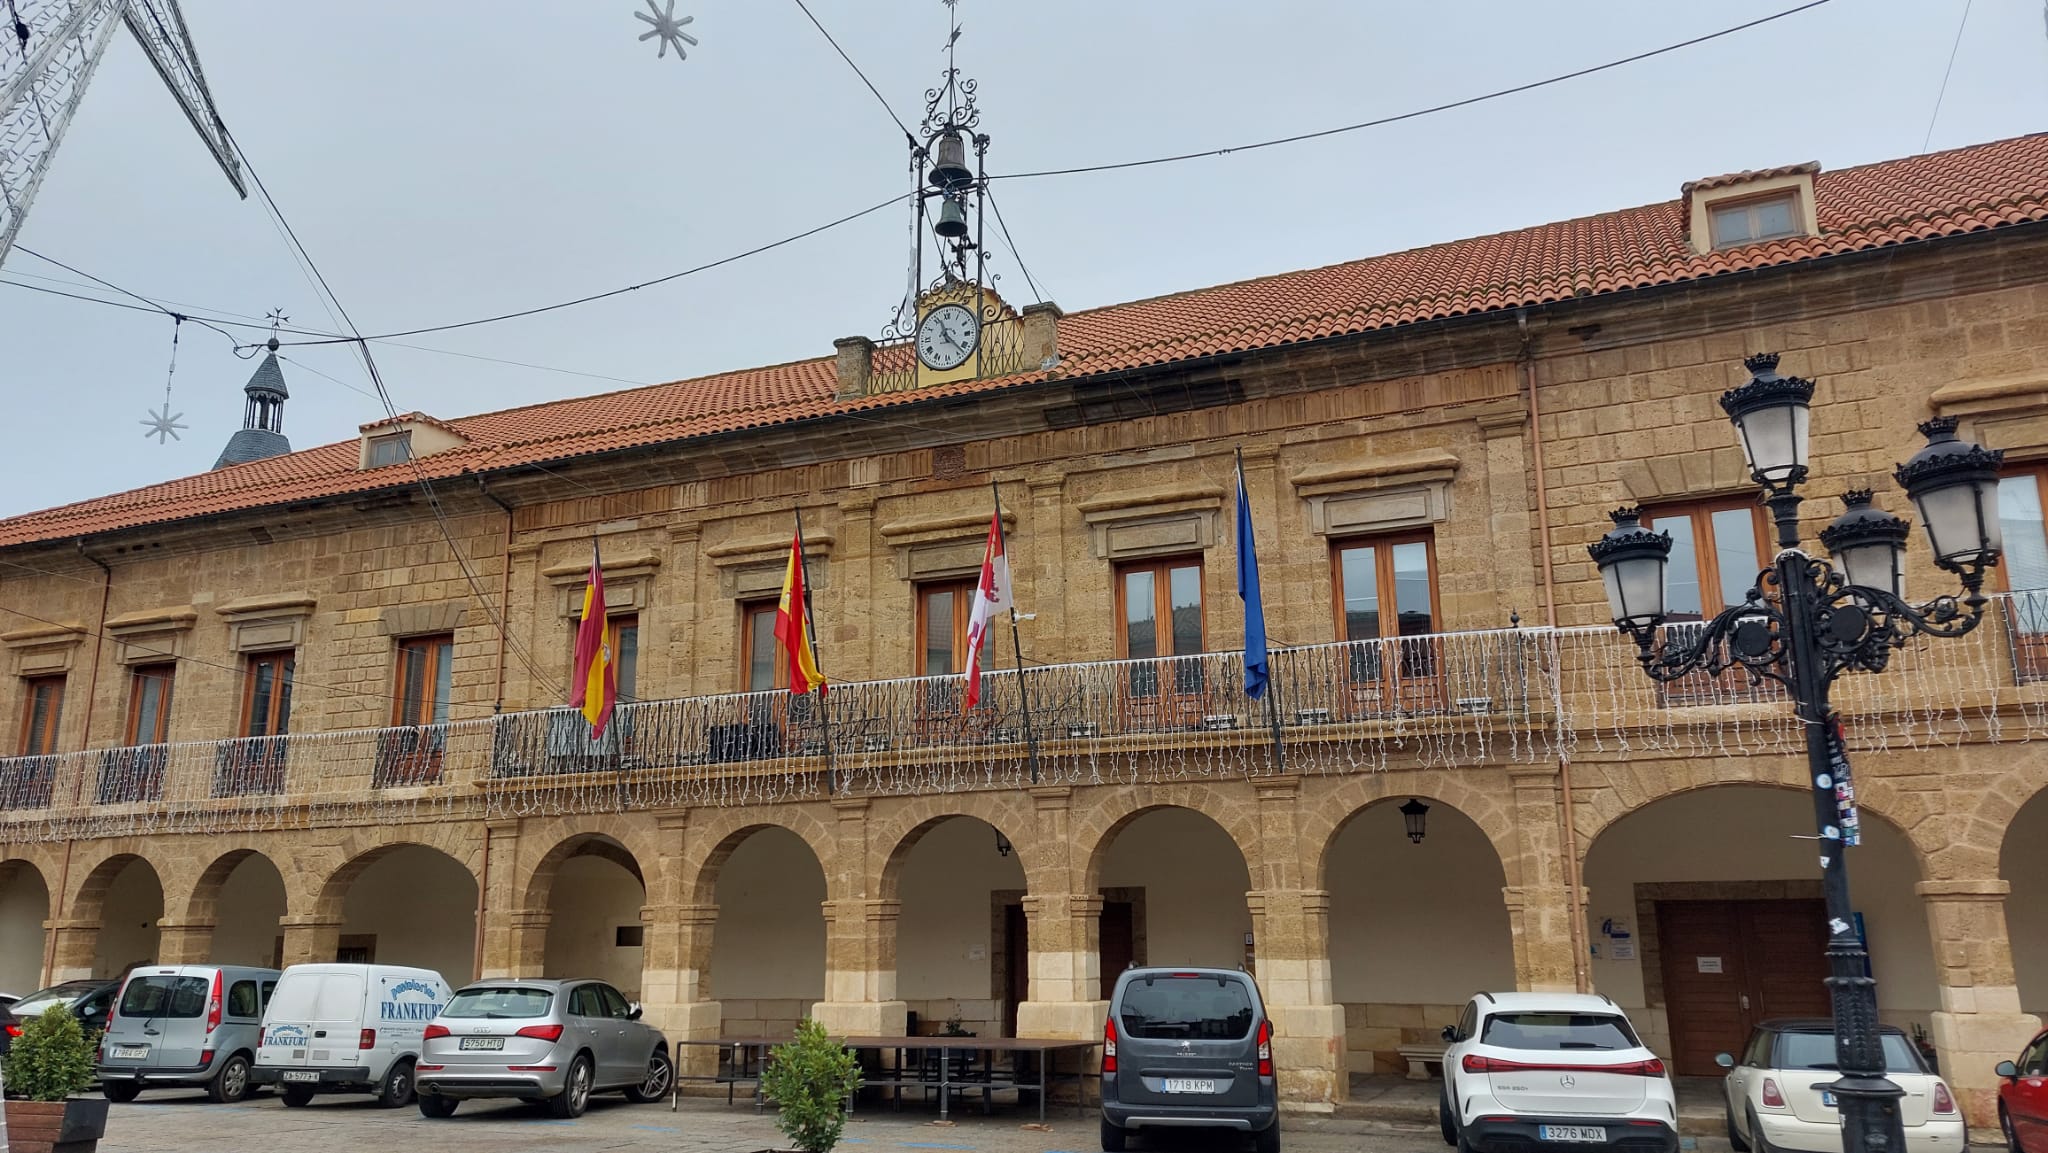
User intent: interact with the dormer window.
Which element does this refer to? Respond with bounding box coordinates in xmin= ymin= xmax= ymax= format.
xmin=365 ymin=431 xmax=413 ymax=468
xmin=1709 ymin=191 xmax=1800 ymax=249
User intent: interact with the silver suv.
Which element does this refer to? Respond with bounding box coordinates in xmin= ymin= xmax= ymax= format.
xmin=1101 ymin=967 xmax=1278 ymax=1153
xmin=414 ymin=979 xmax=671 ymax=1119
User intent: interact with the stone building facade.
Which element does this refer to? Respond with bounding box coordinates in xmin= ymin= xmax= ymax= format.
xmin=4 ymin=135 xmax=2048 ymax=1123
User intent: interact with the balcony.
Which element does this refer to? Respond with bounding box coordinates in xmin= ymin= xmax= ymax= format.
xmin=8 ymin=594 xmax=2048 ymax=838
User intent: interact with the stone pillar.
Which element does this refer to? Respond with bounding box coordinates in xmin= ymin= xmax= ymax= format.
xmin=502 ymin=908 xmax=551 ymax=977
xmin=1920 ymin=879 xmax=2041 ymax=1128
xmin=664 ymin=527 xmax=703 ymax=698
xmin=837 ymin=496 xmax=878 ymax=678
xmin=277 ymin=915 xmax=342 ymax=968
xmin=1476 ymin=406 xmax=1540 ymax=614
xmin=45 ymin=917 xmax=99 ymax=982
xmin=155 ymin=919 xmax=216 ymax=965
xmin=1506 ymin=764 xmax=1581 ymax=993
xmin=477 ymin=819 xmax=523 ymax=977
xmin=810 ymin=798 xmax=907 ymax=1035
xmin=1015 ymin=787 xmax=1108 ymax=1041
xmin=1026 ymin=477 xmax=1068 ymax=658
xmin=1249 ymin=778 xmax=1346 ymax=1111
xmin=643 ymin=902 xmax=724 ymax=1076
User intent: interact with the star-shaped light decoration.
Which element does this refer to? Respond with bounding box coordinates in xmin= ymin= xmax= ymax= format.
xmin=140 ymin=403 xmax=187 ymax=444
xmin=635 ymin=0 xmax=697 ymax=61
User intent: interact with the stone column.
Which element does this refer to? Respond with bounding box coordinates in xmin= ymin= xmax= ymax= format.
xmin=45 ymin=917 xmax=99 ymax=982
xmin=1476 ymin=406 xmax=1539 ymax=613
xmin=643 ymin=902 xmax=723 ymax=1076
xmin=1026 ymin=476 xmax=1068 ymax=659
xmin=155 ymin=919 xmax=216 ymax=965
xmin=1506 ymin=764 xmax=1581 ymax=993
xmin=665 ymin=526 xmax=703 ymax=698
xmin=1015 ymin=787 xmax=1109 ymax=1041
xmin=810 ymin=798 xmax=908 ymax=1035
xmin=277 ymin=915 xmax=342 ymax=968
xmin=502 ymin=908 xmax=551 ymax=977
xmin=1249 ymin=778 xmax=1346 ymax=1111
xmin=837 ymin=496 xmax=878 ymax=679
xmin=477 ymin=820 xmax=523 ymax=978
xmin=1920 ymin=879 xmax=2042 ymax=1128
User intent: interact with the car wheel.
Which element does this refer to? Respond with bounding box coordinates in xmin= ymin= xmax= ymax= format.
xmin=623 ymin=1049 xmax=673 ymax=1104
xmin=418 ymin=1093 xmax=459 ymax=1119
xmin=1253 ymin=1122 xmax=1281 ymax=1153
xmin=549 ymin=1054 xmax=594 ymax=1119
xmin=376 ymin=1058 xmax=415 ymax=1108
xmin=1456 ymin=1127 xmax=1478 ymax=1153
xmin=1100 ymin=1118 xmax=1128 ymax=1152
xmin=1440 ymin=1088 xmax=1458 ymax=1147
xmin=2005 ymin=1106 xmax=2026 ymax=1153
xmin=207 ymin=1053 xmax=252 ymax=1103
xmin=101 ymin=1081 xmax=141 ymax=1103
xmin=281 ymin=1085 xmax=316 ymax=1108
xmin=1727 ymin=1105 xmax=1751 ymax=1153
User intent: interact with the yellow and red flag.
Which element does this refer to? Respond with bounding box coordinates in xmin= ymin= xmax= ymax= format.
xmin=569 ymin=540 xmax=617 ymax=736
xmin=774 ymin=524 xmax=828 ymax=695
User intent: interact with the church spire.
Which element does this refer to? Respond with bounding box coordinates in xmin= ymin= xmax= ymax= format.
xmin=211 ymin=320 xmax=294 ymax=470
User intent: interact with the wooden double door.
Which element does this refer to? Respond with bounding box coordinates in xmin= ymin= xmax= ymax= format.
xmin=1656 ymin=899 xmax=1832 ymax=1076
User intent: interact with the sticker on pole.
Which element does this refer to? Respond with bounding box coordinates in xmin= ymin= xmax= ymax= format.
xmin=1824 ymin=716 xmax=1862 ymax=846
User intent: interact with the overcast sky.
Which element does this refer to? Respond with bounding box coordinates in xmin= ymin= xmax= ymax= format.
xmin=0 ymin=0 xmax=2042 ymax=519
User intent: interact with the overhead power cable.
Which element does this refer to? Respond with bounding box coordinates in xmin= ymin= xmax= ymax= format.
xmin=790 ymin=0 xmax=914 ymax=143
xmin=1920 ymin=0 xmax=1972 ymax=153
xmin=988 ymin=0 xmax=1837 ymax=182
xmin=984 ymin=189 xmax=1045 ymax=305
xmin=15 ymin=246 xmax=244 ymax=347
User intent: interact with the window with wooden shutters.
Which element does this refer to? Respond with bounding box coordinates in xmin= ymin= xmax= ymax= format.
xmin=1115 ymin=557 xmax=1206 ymax=726
xmin=1332 ymin=532 xmax=1443 ymax=715
xmin=219 ymin=653 xmax=293 ymax=797
xmin=18 ymin=676 xmax=62 ymax=756
xmin=379 ymin=635 xmax=452 ymax=786
xmin=1643 ymin=500 xmax=1775 ymax=703
xmin=101 ymin=664 xmax=174 ymax=804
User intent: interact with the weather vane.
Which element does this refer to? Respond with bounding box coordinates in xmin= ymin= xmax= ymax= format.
xmin=264 ymin=307 xmax=289 ymax=352
xmin=140 ymin=313 xmax=187 ymax=444
xmin=635 ymin=0 xmax=697 ymax=62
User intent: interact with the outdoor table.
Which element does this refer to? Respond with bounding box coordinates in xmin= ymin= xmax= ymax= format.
xmin=668 ymin=1036 xmax=785 ymax=1111
xmin=840 ymin=1035 xmax=1101 ymax=1122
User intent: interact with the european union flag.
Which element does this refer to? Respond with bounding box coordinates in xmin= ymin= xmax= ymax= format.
xmin=1236 ymin=457 xmax=1269 ymax=699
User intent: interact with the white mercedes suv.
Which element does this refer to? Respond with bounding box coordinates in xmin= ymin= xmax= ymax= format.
xmin=1439 ymin=992 xmax=1678 ymax=1153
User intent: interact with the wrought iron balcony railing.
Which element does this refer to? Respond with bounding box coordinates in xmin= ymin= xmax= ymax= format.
xmin=10 ymin=594 xmax=2048 ymax=839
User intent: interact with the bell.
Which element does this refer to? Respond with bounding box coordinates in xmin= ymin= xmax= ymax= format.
xmin=928 ymin=131 xmax=973 ymax=191
xmin=934 ymin=194 xmax=969 ymax=239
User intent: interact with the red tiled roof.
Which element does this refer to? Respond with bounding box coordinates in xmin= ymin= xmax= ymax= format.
xmin=6 ymin=133 xmax=2047 ymax=549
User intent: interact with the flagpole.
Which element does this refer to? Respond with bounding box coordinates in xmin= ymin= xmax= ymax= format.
xmin=793 ymin=505 xmax=839 ymax=794
xmin=1237 ymin=448 xmax=1287 ymax=775
xmin=991 ymin=479 xmax=1042 ymax=784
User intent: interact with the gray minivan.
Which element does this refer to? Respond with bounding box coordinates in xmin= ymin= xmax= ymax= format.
xmin=97 ymin=964 xmax=280 ymax=1102
xmin=1100 ymin=966 xmax=1278 ymax=1153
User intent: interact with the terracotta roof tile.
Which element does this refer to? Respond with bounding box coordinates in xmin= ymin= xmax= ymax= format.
xmin=6 ymin=133 xmax=2048 ymax=548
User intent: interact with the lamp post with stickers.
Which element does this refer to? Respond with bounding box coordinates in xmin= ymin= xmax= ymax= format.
xmin=1587 ymin=354 xmax=2006 ymax=1153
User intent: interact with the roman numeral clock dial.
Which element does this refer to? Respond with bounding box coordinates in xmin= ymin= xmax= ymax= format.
xmin=916 ymin=303 xmax=981 ymax=371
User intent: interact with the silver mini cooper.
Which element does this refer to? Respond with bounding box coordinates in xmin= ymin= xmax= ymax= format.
xmin=414 ymin=979 xmax=671 ymax=1119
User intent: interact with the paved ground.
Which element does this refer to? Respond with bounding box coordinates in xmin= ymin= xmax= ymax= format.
xmin=82 ymin=1088 xmax=1741 ymax=1153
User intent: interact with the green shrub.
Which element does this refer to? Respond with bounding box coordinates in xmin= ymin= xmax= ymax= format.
xmin=3 ymin=1006 xmax=95 ymax=1101
xmin=761 ymin=1019 xmax=863 ymax=1153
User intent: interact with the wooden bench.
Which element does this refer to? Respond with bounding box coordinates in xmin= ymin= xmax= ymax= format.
xmin=1396 ymin=1043 xmax=1445 ymax=1080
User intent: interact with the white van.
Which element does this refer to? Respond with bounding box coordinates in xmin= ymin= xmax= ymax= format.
xmin=254 ymin=963 xmax=452 ymax=1108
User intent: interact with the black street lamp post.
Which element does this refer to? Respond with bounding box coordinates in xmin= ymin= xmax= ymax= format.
xmin=1588 ymin=354 xmax=2007 ymax=1153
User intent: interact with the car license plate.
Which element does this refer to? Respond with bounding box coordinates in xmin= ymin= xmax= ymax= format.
xmin=459 ymin=1036 xmax=505 ymax=1051
xmin=112 ymin=1045 xmax=149 ymax=1059
xmin=1822 ymin=1090 xmax=1838 ymax=1107
xmin=281 ymin=1070 xmax=319 ymax=1083
xmin=1161 ymin=1078 xmax=1215 ymax=1094
xmin=1538 ymin=1126 xmax=1608 ymax=1143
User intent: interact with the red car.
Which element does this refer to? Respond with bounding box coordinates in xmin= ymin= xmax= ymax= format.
xmin=1996 ymin=1030 xmax=2048 ymax=1150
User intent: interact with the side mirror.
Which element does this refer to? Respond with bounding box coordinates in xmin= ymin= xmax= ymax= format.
xmin=1998 ymin=1060 xmax=2019 ymax=1080
xmin=1715 ymin=1053 xmax=1735 ymax=1070
xmin=1442 ymin=1025 xmax=1459 ymax=1044
xmin=628 ymin=1002 xmax=644 ymax=1021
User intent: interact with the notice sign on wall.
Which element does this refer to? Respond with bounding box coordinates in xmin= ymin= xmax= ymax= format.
xmin=1697 ymin=956 xmax=1724 ymax=974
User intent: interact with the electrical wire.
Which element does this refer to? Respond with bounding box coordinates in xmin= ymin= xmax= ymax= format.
xmin=985 ymin=189 xmax=1045 ymax=305
xmin=988 ymin=0 xmax=1837 ymax=182
xmin=1921 ymin=0 xmax=1972 ymax=154
xmin=15 ymin=246 xmax=244 ymax=346
xmin=790 ymin=0 xmax=914 ymax=143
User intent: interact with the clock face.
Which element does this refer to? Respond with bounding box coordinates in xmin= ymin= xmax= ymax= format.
xmin=916 ymin=304 xmax=981 ymax=370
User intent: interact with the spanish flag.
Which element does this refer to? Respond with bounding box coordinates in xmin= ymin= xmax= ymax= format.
xmin=569 ymin=540 xmax=617 ymax=736
xmin=774 ymin=524 xmax=828 ymax=695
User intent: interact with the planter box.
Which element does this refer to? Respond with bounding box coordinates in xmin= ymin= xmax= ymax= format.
xmin=4 ymin=1096 xmax=111 ymax=1153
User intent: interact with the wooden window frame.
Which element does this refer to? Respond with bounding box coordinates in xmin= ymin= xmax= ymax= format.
xmin=124 ymin=663 xmax=176 ymax=746
xmin=17 ymin=675 xmax=63 ymax=757
xmin=1991 ymin=467 xmax=2048 ymax=681
xmin=379 ymin=634 xmax=452 ymax=787
xmin=365 ymin=431 xmax=412 ymax=468
xmin=1330 ymin=531 xmax=1444 ymax=715
xmin=1707 ymin=190 xmax=1801 ymax=250
xmin=1113 ymin=556 xmax=1208 ymax=727
xmin=1643 ymin=499 xmax=1776 ymax=703
xmin=739 ymin=600 xmax=789 ymax=693
xmin=240 ymin=652 xmax=294 ymax=738
xmin=1114 ymin=556 xmax=1208 ymax=660
xmin=567 ymin=612 xmax=639 ymax=704
xmin=390 ymin=634 xmax=454 ymax=728
xmin=915 ymin=579 xmax=977 ymax=678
